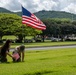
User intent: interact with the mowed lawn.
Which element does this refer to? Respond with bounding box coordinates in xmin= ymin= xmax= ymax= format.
xmin=0 ymin=48 xmax=76 ymax=75
xmin=3 ymin=41 xmax=76 ymax=48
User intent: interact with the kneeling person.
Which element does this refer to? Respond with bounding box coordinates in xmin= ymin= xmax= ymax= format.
xmin=12 ymin=45 xmax=25 ymax=62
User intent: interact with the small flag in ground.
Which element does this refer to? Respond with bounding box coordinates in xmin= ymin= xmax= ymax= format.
xmin=22 ymin=6 xmax=46 ymax=30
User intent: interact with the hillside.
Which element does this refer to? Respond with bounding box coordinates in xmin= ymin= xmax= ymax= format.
xmin=0 ymin=7 xmax=13 ymax=13
xmin=0 ymin=7 xmax=76 ymax=20
xmin=34 ymin=10 xmax=76 ymax=20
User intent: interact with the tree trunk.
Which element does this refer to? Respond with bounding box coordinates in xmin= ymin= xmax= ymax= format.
xmin=42 ymin=35 xmax=45 ymax=42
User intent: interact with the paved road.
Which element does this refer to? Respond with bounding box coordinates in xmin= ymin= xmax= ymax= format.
xmin=11 ymin=45 xmax=76 ymax=51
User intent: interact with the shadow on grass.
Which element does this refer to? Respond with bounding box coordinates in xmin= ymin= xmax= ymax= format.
xmin=39 ymin=56 xmax=57 ymax=60
xmin=24 ymin=70 xmax=56 ymax=75
xmin=67 ymin=54 xmax=76 ymax=57
xmin=0 ymin=62 xmax=11 ymax=64
xmin=72 ymin=66 xmax=76 ymax=68
xmin=0 ymin=61 xmax=25 ymax=64
xmin=27 ymin=50 xmax=44 ymax=53
xmin=39 ymin=58 xmax=50 ymax=60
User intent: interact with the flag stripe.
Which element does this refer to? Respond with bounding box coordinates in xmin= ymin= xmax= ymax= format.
xmin=22 ymin=15 xmax=37 ymax=22
xmin=22 ymin=20 xmax=45 ymax=28
xmin=22 ymin=17 xmax=46 ymax=27
xmin=22 ymin=21 xmax=46 ymax=30
xmin=22 ymin=6 xmax=46 ymax=30
xmin=22 ymin=21 xmax=46 ymax=29
xmin=22 ymin=15 xmax=44 ymax=25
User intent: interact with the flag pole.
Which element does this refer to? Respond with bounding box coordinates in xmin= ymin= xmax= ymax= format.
xmin=21 ymin=5 xmax=24 ymax=43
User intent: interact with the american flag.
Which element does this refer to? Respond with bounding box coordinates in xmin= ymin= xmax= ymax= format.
xmin=22 ymin=6 xmax=46 ymax=30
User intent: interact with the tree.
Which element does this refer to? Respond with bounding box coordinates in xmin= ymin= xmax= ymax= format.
xmin=42 ymin=18 xmax=75 ymax=41
xmin=0 ymin=13 xmax=42 ymax=42
xmin=14 ymin=25 xmax=42 ymax=42
xmin=0 ymin=13 xmax=22 ymax=39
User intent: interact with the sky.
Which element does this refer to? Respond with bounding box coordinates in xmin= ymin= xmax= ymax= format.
xmin=0 ymin=0 xmax=76 ymax=14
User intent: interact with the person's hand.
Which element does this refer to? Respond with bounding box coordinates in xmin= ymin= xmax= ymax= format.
xmin=12 ymin=55 xmax=16 ymax=59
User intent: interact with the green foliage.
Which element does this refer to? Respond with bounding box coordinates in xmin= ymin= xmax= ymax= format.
xmin=0 ymin=13 xmax=42 ymax=40
xmin=0 ymin=7 xmax=76 ymax=41
xmin=42 ymin=18 xmax=76 ymax=39
xmin=0 ymin=13 xmax=21 ymax=39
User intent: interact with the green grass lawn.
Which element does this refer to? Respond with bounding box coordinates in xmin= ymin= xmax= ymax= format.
xmin=10 ymin=41 xmax=76 ymax=48
xmin=2 ymin=35 xmax=16 ymax=40
xmin=0 ymin=41 xmax=74 ymax=49
xmin=2 ymin=35 xmax=34 ymax=40
xmin=0 ymin=41 xmax=76 ymax=48
xmin=0 ymin=48 xmax=76 ymax=75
